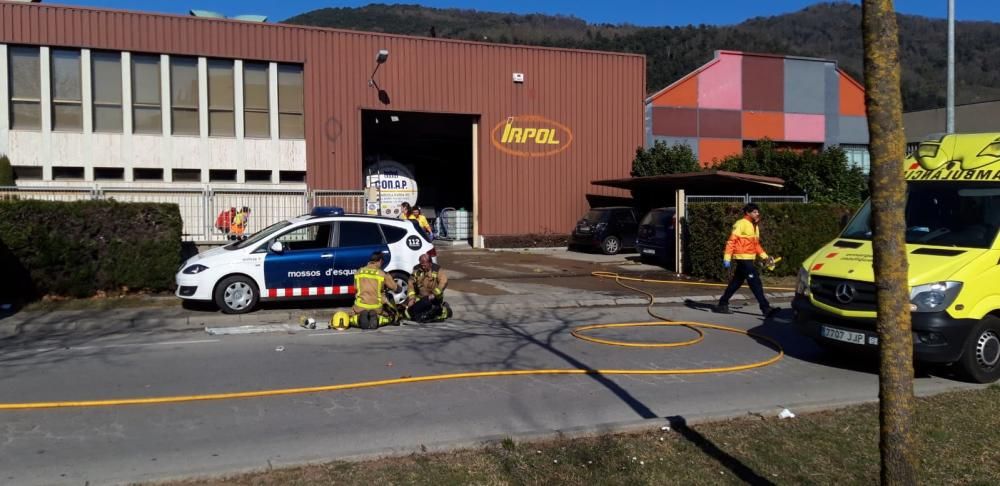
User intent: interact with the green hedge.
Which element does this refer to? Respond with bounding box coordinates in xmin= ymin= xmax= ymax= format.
xmin=0 ymin=200 xmax=182 ymax=300
xmin=685 ymin=203 xmax=856 ymax=281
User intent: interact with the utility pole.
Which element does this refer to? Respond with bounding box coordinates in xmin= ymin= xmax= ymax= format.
xmin=947 ymin=0 xmax=955 ymax=133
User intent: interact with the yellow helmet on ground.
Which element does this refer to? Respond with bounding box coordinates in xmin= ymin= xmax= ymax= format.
xmin=330 ymin=311 xmax=351 ymax=330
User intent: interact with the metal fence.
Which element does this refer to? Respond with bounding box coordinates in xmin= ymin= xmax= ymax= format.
xmin=685 ymin=194 xmax=808 ymax=204
xmin=0 ymin=185 xmax=366 ymax=243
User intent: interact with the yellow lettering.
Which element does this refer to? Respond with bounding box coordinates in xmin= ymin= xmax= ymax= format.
xmin=508 ymin=127 xmax=523 ymax=143
xmin=547 ymin=129 xmax=560 ymax=145
xmin=521 ymin=128 xmax=536 ymax=143
xmin=501 ymin=122 xmax=513 ymax=143
xmin=535 ymin=129 xmax=550 ymax=144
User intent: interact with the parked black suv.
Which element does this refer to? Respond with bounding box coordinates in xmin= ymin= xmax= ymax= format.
xmin=636 ymin=207 xmax=677 ymax=266
xmin=569 ymin=206 xmax=638 ymax=255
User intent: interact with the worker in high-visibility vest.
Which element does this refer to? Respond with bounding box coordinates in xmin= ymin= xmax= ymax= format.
xmin=350 ymin=251 xmax=399 ymax=329
xmin=405 ymin=253 xmax=451 ymax=322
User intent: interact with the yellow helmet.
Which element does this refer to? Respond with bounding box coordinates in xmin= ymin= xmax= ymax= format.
xmin=330 ymin=311 xmax=351 ymax=330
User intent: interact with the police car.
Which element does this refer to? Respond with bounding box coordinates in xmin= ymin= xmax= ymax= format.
xmin=175 ymin=207 xmax=435 ymax=314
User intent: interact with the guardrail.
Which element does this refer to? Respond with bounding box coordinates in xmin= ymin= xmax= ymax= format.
xmin=685 ymin=194 xmax=808 ymax=204
xmin=0 ymin=185 xmax=365 ymax=242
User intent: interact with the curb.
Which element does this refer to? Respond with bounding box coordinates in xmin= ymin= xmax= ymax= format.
xmin=0 ymin=292 xmax=797 ymax=339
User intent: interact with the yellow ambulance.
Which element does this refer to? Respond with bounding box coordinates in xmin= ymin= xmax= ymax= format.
xmin=793 ymin=132 xmax=1000 ymax=383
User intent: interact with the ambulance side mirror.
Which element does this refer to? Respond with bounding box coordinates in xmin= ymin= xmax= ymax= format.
xmin=270 ymin=241 xmax=285 ymax=254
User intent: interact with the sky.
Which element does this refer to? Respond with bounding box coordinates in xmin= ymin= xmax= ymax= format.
xmin=45 ymin=1 xmax=1000 ymax=27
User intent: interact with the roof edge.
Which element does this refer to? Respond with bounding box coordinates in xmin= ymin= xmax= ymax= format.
xmin=17 ymin=2 xmax=646 ymax=59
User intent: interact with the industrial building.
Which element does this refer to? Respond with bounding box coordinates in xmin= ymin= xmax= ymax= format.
xmin=645 ymin=51 xmax=871 ymax=172
xmin=0 ymin=2 xmax=644 ymax=245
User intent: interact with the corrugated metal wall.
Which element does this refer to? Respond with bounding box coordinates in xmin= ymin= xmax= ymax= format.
xmin=1 ymin=3 xmax=644 ymax=236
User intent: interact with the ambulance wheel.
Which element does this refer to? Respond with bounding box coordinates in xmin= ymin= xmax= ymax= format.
xmin=600 ymin=236 xmax=621 ymax=255
xmin=959 ymin=316 xmax=1000 ymax=384
xmin=214 ymin=275 xmax=259 ymax=314
xmin=388 ymin=271 xmax=410 ymax=305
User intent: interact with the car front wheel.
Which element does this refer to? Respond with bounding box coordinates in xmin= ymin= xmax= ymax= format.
xmin=214 ymin=275 xmax=259 ymax=314
xmin=959 ymin=316 xmax=1000 ymax=384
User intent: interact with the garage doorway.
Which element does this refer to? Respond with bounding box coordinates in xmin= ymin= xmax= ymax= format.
xmin=361 ymin=110 xmax=477 ymax=244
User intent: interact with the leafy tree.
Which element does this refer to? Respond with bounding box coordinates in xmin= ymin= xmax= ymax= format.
xmin=716 ymin=139 xmax=868 ymax=205
xmin=0 ymin=155 xmax=13 ymax=186
xmin=630 ymin=141 xmax=700 ymax=177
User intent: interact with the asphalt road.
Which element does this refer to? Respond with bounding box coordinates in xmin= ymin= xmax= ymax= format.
xmin=0 ymin=303 xmax=981 ymax=485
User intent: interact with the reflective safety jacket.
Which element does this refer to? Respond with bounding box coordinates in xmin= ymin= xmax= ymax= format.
xmin=353 ymin=262 xmax=398 ymax=311
xmin=408 ymin=264 xmax=448 ymax=299
xmin=723 ymin=216 xmax=769 ymax=262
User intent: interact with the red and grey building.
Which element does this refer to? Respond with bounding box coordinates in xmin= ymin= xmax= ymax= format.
xmin=645 ymin=51 xmax=871 ymax=172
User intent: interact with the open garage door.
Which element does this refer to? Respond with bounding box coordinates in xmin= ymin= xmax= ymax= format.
xmin=362 ymin=110 xmax=477 ymax=243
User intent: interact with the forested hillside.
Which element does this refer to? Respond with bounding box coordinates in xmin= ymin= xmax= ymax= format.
xmin=285 ymin=2 xmax=1000 ymax=111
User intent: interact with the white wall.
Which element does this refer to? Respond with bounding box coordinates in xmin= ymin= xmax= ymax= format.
xmin=1 ymin=43 xmax=306 ymax=187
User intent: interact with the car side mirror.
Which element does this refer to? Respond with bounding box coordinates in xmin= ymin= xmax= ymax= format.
xmin=270 ymin=241 xmax=285 ymax=253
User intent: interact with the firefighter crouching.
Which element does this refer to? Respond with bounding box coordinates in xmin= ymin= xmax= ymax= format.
xmin=347 ymin=251 xmax=400 ymax=329
xmin=405 ymin=253 xmax=452 ymax=322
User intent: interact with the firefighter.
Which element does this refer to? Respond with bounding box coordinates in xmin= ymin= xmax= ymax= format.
xmin=350 ymin=251 xmax=400 ymax=329
xmin=713 ymin=203 xmax=779 ymax=318
xmin=405 ymin=253 xmax=451 ymax=322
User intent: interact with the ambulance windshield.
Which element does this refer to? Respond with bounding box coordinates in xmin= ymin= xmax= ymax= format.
xmin=841 ymin=182 xmax=1000 ymax=248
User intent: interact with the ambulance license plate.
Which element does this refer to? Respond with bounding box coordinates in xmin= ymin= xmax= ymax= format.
xmin=821 ymin=325 xmax=866 ymax=345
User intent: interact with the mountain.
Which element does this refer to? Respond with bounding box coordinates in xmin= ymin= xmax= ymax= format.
xmin=284 ymin=2 xmax=1000 ymax=111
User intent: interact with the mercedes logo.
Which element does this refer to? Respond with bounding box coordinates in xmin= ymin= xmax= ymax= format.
xmin=835 ymin=283 xmax=856 ymax=304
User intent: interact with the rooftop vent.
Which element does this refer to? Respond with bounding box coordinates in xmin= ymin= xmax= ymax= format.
xmin=189 ymin=10 xmax=267 ymax=22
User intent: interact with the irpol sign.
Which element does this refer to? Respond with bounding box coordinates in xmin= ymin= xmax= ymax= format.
xmin=364 ymin=160 xmax=418 ymax=217
xmin=491 ymin=115 xmax=574 ymax=157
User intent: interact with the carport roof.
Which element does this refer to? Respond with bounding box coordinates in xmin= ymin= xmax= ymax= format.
xmin=592 ymin=170 xmax=785 ymax=194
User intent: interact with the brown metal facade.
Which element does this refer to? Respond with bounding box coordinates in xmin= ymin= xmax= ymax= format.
xmin=1 ymin=2 xmax=644 ymax=237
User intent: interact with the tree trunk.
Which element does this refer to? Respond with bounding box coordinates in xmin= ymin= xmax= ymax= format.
xmin=861 ymin=1 xmax=917 ymax=484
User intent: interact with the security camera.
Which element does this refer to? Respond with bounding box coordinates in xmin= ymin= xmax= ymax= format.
xmin=375 ymin=49 xmax=389 ymax=64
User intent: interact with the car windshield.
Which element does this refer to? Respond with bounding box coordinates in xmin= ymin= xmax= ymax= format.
xmin=641 ymin=210 xmax=672 ymax=227
xmin=583 ymin=210 xmax=610 ymax=222
xmin=841 ymin=183 xmax=1000 ymax=248
xmin=226 ymin=220 xmax=294 ymax=250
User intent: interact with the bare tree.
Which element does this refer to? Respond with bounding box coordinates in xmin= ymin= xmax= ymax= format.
xmin=861 ymin=1 xmax=916 ymax=483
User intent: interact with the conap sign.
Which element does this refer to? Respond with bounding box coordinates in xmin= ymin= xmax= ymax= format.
xmin=364 ymin=160 xmax=418 ymax=217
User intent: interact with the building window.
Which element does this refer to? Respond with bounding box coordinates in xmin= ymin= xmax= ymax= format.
xmin=8 ymin=46 xmax=41 ymax=130
xmin=277 ymin=64 xmax=304 ymax=139
xmin=52 ymin=166 xmax=85 ymax=180
xmin=842 ymin=144 xmax=871 ymax=174
xmin=172 ymin=168 xmax=201 ymax=182
xmin=92 ymin=51 xmax=123 ymax=133
xmin=208 ymin=59 xmax=235 ymax=137
xmin=170 ymin=56 xmax=199 ymax=136
xmin=134 ymin=168 xmax=164 ymax=181
xmin=131 ymin=54 xmax=162 ymax=134
xmin=94 ymin=167 xmax=125 ymax=180
xmin=51 ymin=49 xmax=83 ymax=131
xmin=209 ymin=169 xmax=237 ymax=182
xmin=12 ymin=166 xmax=43 ymax=181
xmin=245 ymin=169 xmax=272 ymax=182
xmin=243 ymin=62 xmax=269 ymax=138
xmin=279 ymin=170 xmax=306 ymax=183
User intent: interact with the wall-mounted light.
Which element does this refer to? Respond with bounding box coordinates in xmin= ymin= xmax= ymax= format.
xmin=369 ymin=49 xmax=389 ymax=87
